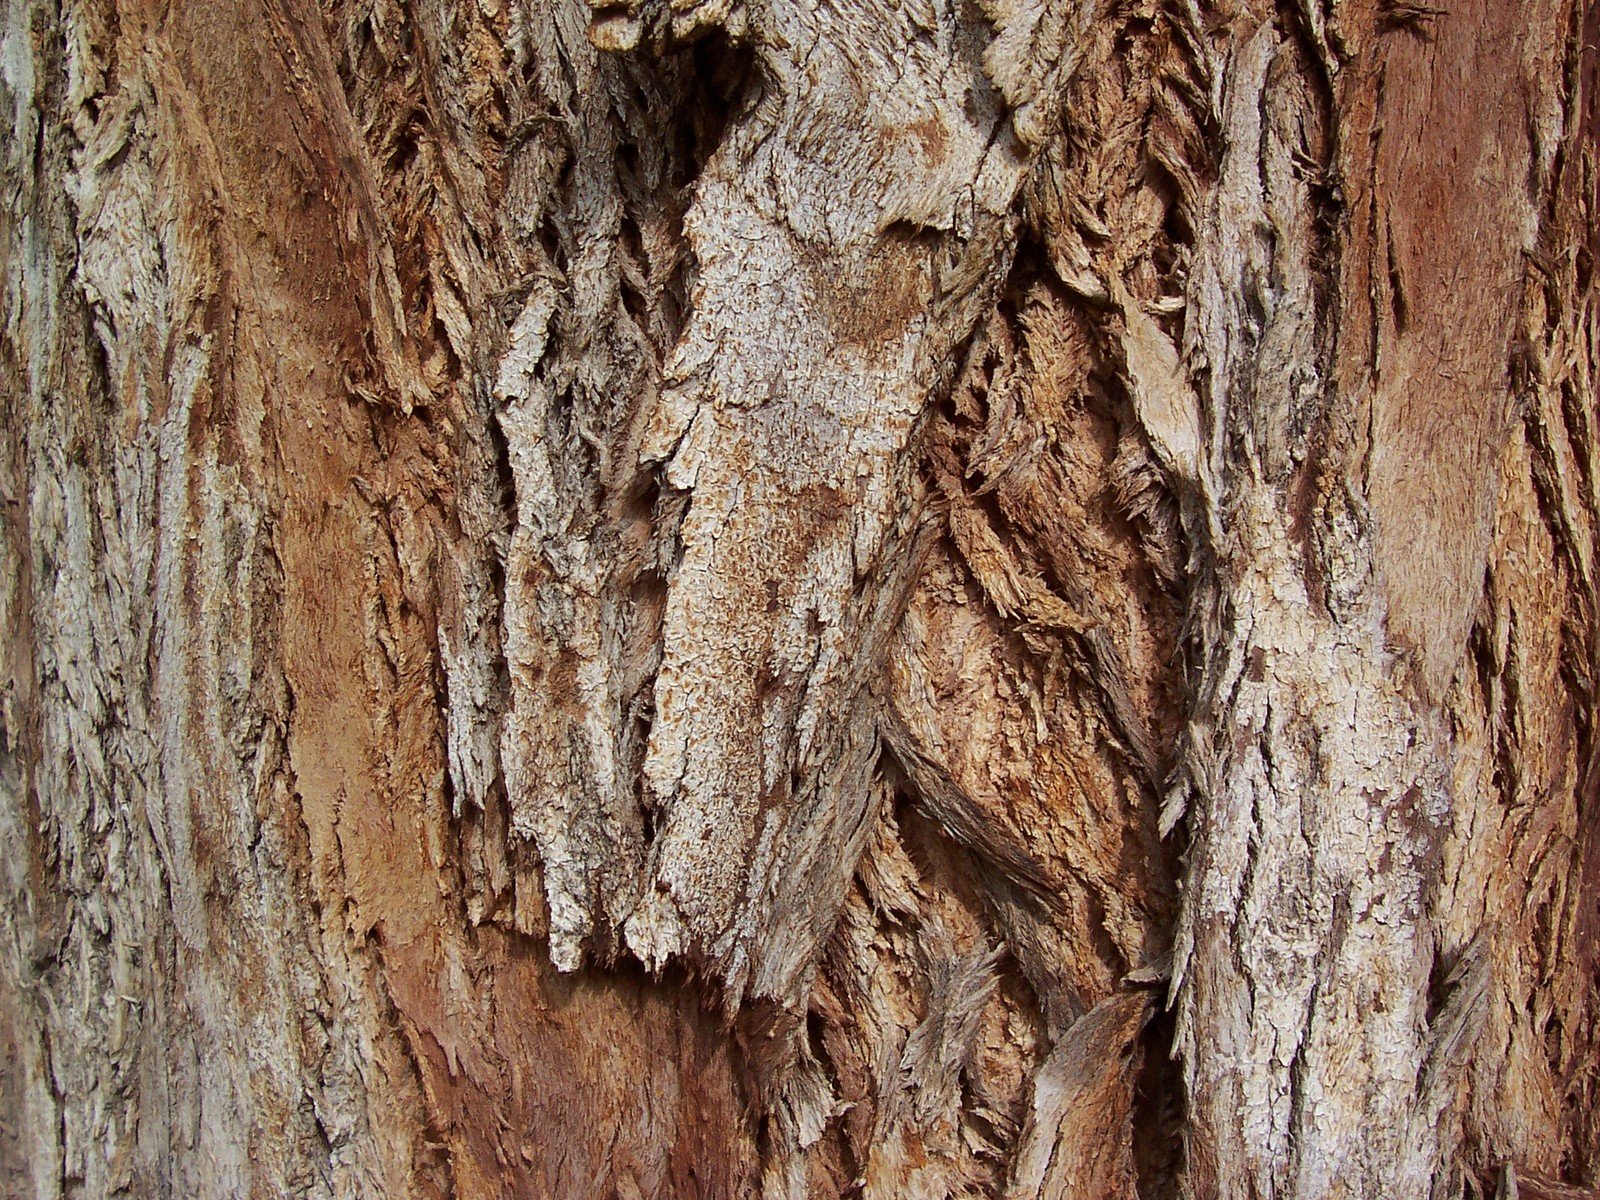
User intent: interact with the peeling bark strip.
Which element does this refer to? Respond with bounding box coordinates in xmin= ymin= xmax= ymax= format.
xmin=504 ymin=0 xmax=1102 ymax=999
xmin=1 ymin=0 xmax=1597 ymax=1198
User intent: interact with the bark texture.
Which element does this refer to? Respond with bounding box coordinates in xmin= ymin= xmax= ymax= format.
xmin=1 ymin=0 xmax=1597 ymax=1196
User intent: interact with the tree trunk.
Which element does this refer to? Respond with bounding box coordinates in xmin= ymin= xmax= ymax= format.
xmin=1 ymin=0 xmax=1596 ymax=1196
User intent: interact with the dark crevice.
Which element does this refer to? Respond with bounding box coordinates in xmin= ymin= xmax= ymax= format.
xmin=1132 ymin=1002 xmax=1185 ymax=1200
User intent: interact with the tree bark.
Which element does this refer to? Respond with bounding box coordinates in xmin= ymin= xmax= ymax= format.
xmin=1 ymin=0 xmax=1596 ymax=1196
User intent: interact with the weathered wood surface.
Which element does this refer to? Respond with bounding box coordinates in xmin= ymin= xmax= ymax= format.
xmin=0 ymin=0 xmax=1596 ymax=1196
